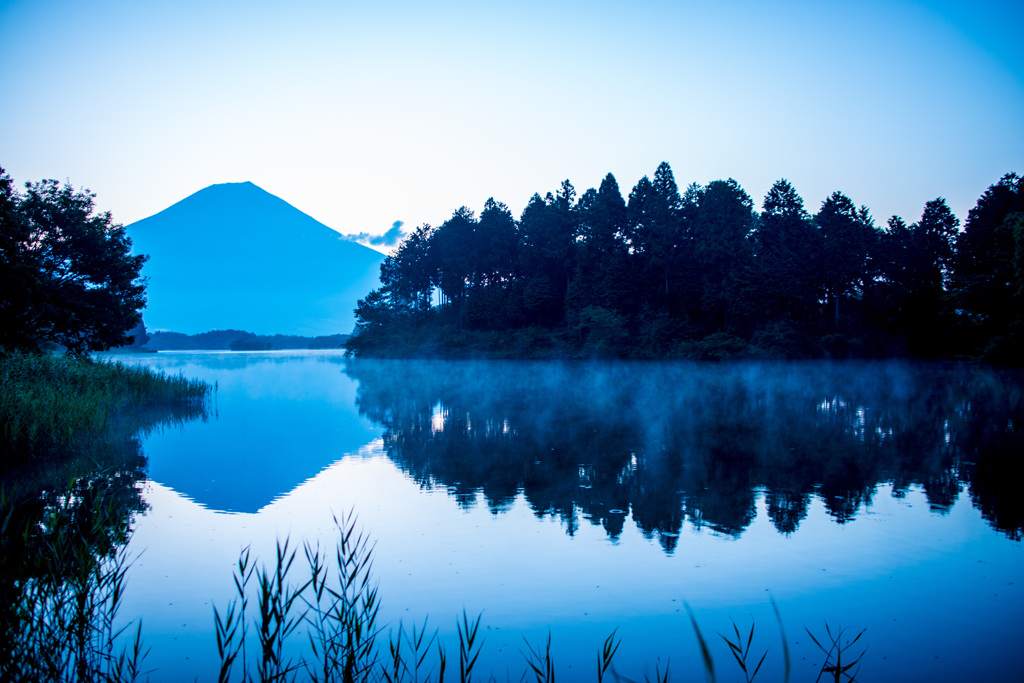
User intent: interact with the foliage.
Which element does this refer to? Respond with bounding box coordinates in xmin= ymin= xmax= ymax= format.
xmin=951 ymin=173 xmax=1024 ymax=362
xmin=0 ymin=357 xmax=209 ymax=682
xmin=0 ymin=167 xmax=147 ymax=355
xmin=140 ymin=329 xmax=350 ymax=351
xmin=347 ymin=163 xmax=1024 ymax=363
xmin=719 ymin=618 xmax=768 ymax=683
xmin=0 ymin=351 xmax=209 ymax=469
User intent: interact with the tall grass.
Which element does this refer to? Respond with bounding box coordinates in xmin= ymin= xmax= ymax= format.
xmin=215 ymin=512 xmax=385 ymax=683
xmin=1 ymin=350 xmax=210 ymax=681
xmin=209 ymin=512 xmax=862 ymax=683
xmin=0 ymin=350 xmax=209 ymax=466
xmin=1 ymin=494 xmax=865 ymax=682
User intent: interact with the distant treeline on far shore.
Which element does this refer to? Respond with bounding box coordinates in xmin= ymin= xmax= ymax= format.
xmin=347 ymin=164 xmax=1024 ymax=363
xmin=122 ymin=327 xmax=348 ymax=352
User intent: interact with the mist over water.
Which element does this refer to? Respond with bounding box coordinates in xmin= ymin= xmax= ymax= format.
xmin=103 ymin=352 xmax=1022 ymax=682
xmin=347 ymin=359 xmax=1023 ymax=546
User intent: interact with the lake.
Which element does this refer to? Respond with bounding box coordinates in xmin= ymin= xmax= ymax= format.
xmin=104 ymin=351 xmax=1021 ymax=682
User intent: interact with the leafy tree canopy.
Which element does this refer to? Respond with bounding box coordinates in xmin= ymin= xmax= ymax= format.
xmin=0 ymin=168 xmax=147 ymax=356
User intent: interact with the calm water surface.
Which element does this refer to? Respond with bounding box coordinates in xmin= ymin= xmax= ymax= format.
xmin=110 ymin=351 xmax=1023 ymax=682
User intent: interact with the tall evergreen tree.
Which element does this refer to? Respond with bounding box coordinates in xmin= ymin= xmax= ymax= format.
xmin=432 ymin=206 xmax=477 ymax=328
xmin=873 ymin=204 xmax=958 ymax=356
xmin=753 ymin=179 xmax=821 ymax=326
xmin=391 ymin=223 xmax=436 ymax=314
xmin=916 ymin=197 xmax=959 ymax=286
xmin=628 ymin=162 xmax=684 ymax=302
xmin=518 ymin=182 xmax=577 ymax=326
xmin=476 ymin=197 xmax=517 ymax=286
xmin=691 ymin=179 xmax=755 ymax=330
xmin=466 ymin=198 xmax=518 ymax=328
xmin=571 ymin=173 xmax=630 ymax=312
xmin=815 ymin=191 xmax=877 ymax=329
xmin=951 ymin=173 xmax=1024 ymax=359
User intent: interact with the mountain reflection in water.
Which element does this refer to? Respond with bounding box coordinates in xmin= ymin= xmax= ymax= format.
xmin=346 ymin=360 xmax=1023 ymax=551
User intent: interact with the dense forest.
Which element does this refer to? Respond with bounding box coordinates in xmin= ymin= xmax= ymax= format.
xmin=346 ymin=164 xmax=1024 ymax=362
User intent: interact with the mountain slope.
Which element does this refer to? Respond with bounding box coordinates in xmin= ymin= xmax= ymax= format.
xmin=127 ymin=182 xmax=384 ymax=336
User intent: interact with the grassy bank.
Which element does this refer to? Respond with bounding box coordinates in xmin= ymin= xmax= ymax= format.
xmin=0 ymin=351 xmax=209 ymax=467
xmin=1 ymin=351 xmax=211 ymax=682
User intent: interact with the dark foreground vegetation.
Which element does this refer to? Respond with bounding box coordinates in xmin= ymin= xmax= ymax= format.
xmin=0 ymin=351 xmax=209 ymax=471
xmin=0 ymin=163 xmax=208 ymax=679
xmin=0 ymin=351 xmax=210 ymax=682
xmin=348 ymin=166 xmax=1024 ymax=363
xmin=1 ymin=502 xmax=866 ymax=683
xmin=0 ymin=167 xmax=147 ymax=356
xmin=206 ymin=512 xmax=864 ymax=683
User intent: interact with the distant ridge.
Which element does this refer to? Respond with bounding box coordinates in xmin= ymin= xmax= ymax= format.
xmin=127 ymin=182 xmax=384 ymax=336
xmin=144 ymin=329 xmax=348 ymax=351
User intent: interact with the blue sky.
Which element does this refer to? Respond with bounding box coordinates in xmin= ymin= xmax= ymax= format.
xmin=1 ymin=0 xmax=1021 ymax=247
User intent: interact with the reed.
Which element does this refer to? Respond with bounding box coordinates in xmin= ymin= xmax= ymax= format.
xmin=1 ymin=350 xmax=210 ymax=681
xmin=0 ymin=350 xmax=209 ymax=467
xmin=208 ymin=513 xmax=864 ymax=683
xmin=215 ymin=511 xmax=385 ymax=683
xmin=805 ymin=622 xmax=866 ymax=683
xmin=719 ymin=618 xmax=767 ymax=683
xmin=1 ymin=488 xmax=868 ymax=682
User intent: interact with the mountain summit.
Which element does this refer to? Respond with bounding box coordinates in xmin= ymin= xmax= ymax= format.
xmin=127 ymin=182 xmax=384 ymax=336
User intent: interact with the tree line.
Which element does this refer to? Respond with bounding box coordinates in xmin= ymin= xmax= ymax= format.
xmin=347 ymin=164 xmax=1024 ymax=361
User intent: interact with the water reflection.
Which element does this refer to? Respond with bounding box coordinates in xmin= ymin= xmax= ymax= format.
xmin=122 ymin=351 xmax=380 ymax=512
xmin=346 ymin=360 xmax=1024 ymax=550
xmin=0 ymin=397 xmax=209 ymax=678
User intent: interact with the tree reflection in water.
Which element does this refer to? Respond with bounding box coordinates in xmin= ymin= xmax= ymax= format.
xmin=0 ymin=401 xmax=209 ymax=681
xmin=347 ymin=360 xmax=1023 ymax=551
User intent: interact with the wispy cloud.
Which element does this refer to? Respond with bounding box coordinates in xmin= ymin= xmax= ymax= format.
xmin=343 ymin=221 xmax=406 ymax=250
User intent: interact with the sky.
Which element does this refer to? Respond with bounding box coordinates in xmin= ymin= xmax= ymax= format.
xmin=1 ymin=0 xmax=1022 ymax=250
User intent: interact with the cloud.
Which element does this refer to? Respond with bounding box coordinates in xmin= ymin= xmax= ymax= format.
xmin=343 ymin=221 xmax=407 ymax=249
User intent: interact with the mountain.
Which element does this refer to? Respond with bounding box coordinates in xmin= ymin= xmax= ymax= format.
xmin=126 ymin=182 xmax=384 ymax=336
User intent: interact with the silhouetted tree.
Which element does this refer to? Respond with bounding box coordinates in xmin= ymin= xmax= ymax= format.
xmin=628 ymin=162 xmax=684 ymax=304
xmin=518 ymin=182 xmax=578 ymax=327
xmin=569 ymin=173 xmax=633 ymax=348
xmin=691 ymin=179 xmax=755 ymax=331
xmin=752 ymin=179 xmax=821 ymax=328
xmin=345 ymin=164 xmax=1021 ymax=363
xmin=815 ymin=191 xmax=877 ymax=330
xmin=0 ymin=169 xmax=147 ymax=355
xmin=875 ymin=199 xmax=959 ymax=355
xmin=391 ymin=223 xmax=437 ymax=316
xmin=465 ymin=198 xmax=518 ymax=328
xmin=432 ymin=207 xmax=477 ymax=328
xmin=951 ymin=173 xmax=1024 ymax=361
